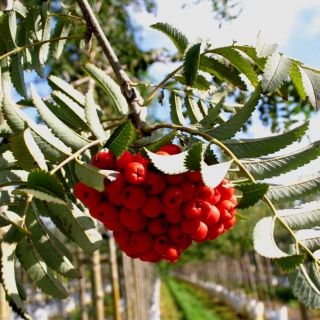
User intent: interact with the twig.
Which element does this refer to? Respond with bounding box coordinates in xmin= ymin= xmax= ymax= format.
xmin=76 ymin=0 xmax=148 ymax=132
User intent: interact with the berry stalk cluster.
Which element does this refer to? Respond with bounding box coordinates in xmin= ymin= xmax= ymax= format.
xmin=75 ymin=144 xmax=237 ymax=263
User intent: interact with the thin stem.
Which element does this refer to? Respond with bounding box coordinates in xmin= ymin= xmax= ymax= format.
xmin=0 ymin=34 xmax=84 ymax=61
xmin=76 ymin=0 xmax=147 ymax=131
xmin=50 ymin=138 xmax=106 ymax=175
xmin=49 ymin=13 xmax=86 ymax=24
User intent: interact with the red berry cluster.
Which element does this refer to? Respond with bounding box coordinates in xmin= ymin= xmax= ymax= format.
xmin=74 ymin=144 xmax=237 ymax=263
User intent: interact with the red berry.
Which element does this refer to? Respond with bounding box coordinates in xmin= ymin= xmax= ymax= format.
xmin=163 ymin=245 xmax=181 ymax=263
xmin=160 ymin=144 xmax=182 ymax=155
xmin=155 ymin=150 xmax=169 ymax=156
xmin=113 ymin=227 xmax=131 ymax=244
xmin=201 ymin=205 xmax=220 ymax=226
xmin=205 ymin=223 xmax=225 ymax=240
xmin=165 ymin=173 xmax=185 ymax=185
xmin=162 ymin=186 xmax=183 ymax=208
xmin=153 ymin=235 xmax=171 ymax=255
xmin=217 ymin=179 xmax=235 ymax=200
xmin=198 ymin=184 xmax=215 ymax=202
xmin=121 ymin=186 xmax=146 ymax=210
xmin=180 ymin=218 xmax=201 ymax=234
xmin=228 ymin=195 xmax=238 ymax=206
xmin=75 ymin=182 xmax=103 ymax=209
xmin=104 ymin=172 xmax=125 ymax=195
xmin=162 ymin=205 xmax=180 ymax=216
xmin=119 ymin=243 xmax=140 ymax=259
xmin=119 ymin=207 xmax=144 ymax=228
xmin=90 ymin=200 xmax=119 ymax=224
xmin=143 ymin=171 xmax=166 ymax=195
xmin=124 ymin=162 xmax=147 ymax=185
xmin=185 ymin=170 xmax=202 ymax=182
xmin=147 ymin=217 xmax=168 ymax=235
xmin=165 ymin=211 xmax=183 ymax=224
xmin=142 ymin=195 xmax=163 ymax=217
xmin=127 ymin=215 xmax=148 ymax=232
xmin=209 ymin=188 xmax=221 ymax=205
xmin=108 ymin=192 xmax=123 ymax=206
xmin=223 ymin=216 xmax=236 ymax=229
xmin=91 ymin=151 xmax=115 ymax=169
xmin=178 ymin=180 xmax=196 ymax=202
xmin=216 ymin=200 xmax=236 ymax=222
xmin=114 ymin=151 xmax=134 ymax=171
xmin=176 ymin=235 xmax=192 ymax=251
xmin=139 ymin=249 xmax=162 ymax=263
xmin=182 ymin=197 xmax=205 ymax=219
xmin=168 ymin=224 xmax=187 ymax=244
xmin=130 ymin=231 xmax=153 ymax=253
xmin=190 ymin=221 xmax=208 ymax=242
xmin=133 ymin=153 xmax=150 ymax=168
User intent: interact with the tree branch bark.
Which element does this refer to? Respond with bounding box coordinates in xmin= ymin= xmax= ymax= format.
xmin=76 ymin=0 xmax=148 ymax=133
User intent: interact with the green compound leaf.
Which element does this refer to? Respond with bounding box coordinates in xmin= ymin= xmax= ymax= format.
xmin=16 ymin=238 xmax=69 ymax=299
xmin=185 ymin=95 xmax=203 ymax=124
xmin=150 ymin=22 xmax=189 ymax=55
xmin=144 ymin=148 xmax=188 ymax=174
xmin=241 ymin=140 xmax=320 ymax=180
xmin=267 ymin=171 xmax=320 ymax=204
xmin=273 ymin=255 xmax=306 ymax=273
xmin=207 ymin=85 xmax=261 ymax=140
xmin=51 ymin=17 xmax=72 ymax=59
xmin=295 ymin=229 xmax=320 ymax=252
xmin=15 ymin=170 xmax=67 ymax=205
xmin=85 ymin=90 xmax=108 ymax=140
xmin=299 ymin=66 xmax=320 ymax=110
xmin=184 ymin=142 xmax=204 ymax=171
xmin=75 ymin=159 xmax=118 ymax=192
xmin=262 ymin=51 xmax=292 ymax=94
xmin=170 ymin=92 xmax=185 ymax=125
xmin=236 ymin=182 xmax=269 ymax=209
xmin=290 ymin=63 xmax=307 ymax=102
xmin=9 ymin=128 xmax=47 ymax=172
xmin=25 ymin=6 xmax=42 ymax=41
xmin=288 ymin=264 xmax=320 ymax=309
xmin=48 ymin=75 xmax=86 ymax=107
xmin=31 ymin=85 xmax=89 ymax=151
xmin=10 ymin=52 xmax=28 ymax=99
xmin=254 ymin=217 xmax=290 ymax=258
xmin=25 ymin=204 xmax=80 ymax=279
xmin=279 ymin=201 xmax=320 ymax=230
xmin=214 ymin=47 xmax=259 ymax=87
xmin=83 ymin=63 xmax=128 ymax=116
xmin=0 ymin=170 xmax=28 ymax=188
xmin=0 ymin=11 xmax=17 ymax=49
xmin=183 ymin=42 xmax=201 ymax=87
xmin=104 ymin=121 xmax=136 ymax=159
xmin=44 ymin=201 xmax=103 ymax=253
xmin=134 ymin=130 xmax=177 ymax=153
xmin=0 ymin=242 xmax=32 ymax=320
xmin=201 ymin=160 xmax=233 ymax=189
xmin=224 ymin=121 xmax=309 ymax=158
xmin=199 ymin=55 xmax=247 ymax=90
xmin=256 ymin=32 xmax=278 ymax=58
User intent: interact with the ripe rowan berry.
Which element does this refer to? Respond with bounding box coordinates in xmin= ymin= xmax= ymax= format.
xmin=74 ymin=182 xmax=103 ymax=209
xmin=209 ymin=188 xmax=221 ymax=205
xmin=140 ymin=249 xmax=162 ymax=263
xmin=130 ymin=231 xmax=153 ymax=253
xmin=90 ymin=200 xmax=119 ymax=224
xmin=133 ymin=153 xmax=150 ymax=168
xmin=216 ymin=200 xmax=236 ymax=221
xmin=108 ymin=192 xmax=123 ymax=206
xmin=185 ymin=170 xmax=202 ymax=182
xmin=147 ymin=217 xmax=168 ymax=235
xmin=114 ymin=150 xmax=134 ymax=171
xmin=176 ymin=235 xmax=192 ymax=251
xmin=223 ymin=216 xmax=236 ymax=229
xmin=143 ymin=171 xmax=166 ymax=195
xmin=205 ymin=223 xmax=225 ymax=240
xmin=217 ymin=179 xmax=235 ymax=200
xmin=178 ymin=180 xmax=196 ymax=202
xmin=197 ymin=184 xmax=215 ymax=202
xmin=153 ymin=235 xmax=171 ymax=255
xmin=201 ymin=205 xmax=220 ymax=226
xmin=119 ymin=243 xmax=140 ymax=259
xmin=141 ymin=195 xmax=163 ymax=217
xmin=127 ymin=215 xmax=148 ymax=232
xmin=180 ymin=218 xmax=201 ymax=234
xmin=160 ymin=144 xmax=182 ymax=155
xmin=182 ymin=197 xmax=205 ymax=219
xmin=163 ymin=245 xmax=181 ymax=263
xmin=168 ymin=224 xmax=187 ymax=244
xmin=119 ymin=207 xmax=144 ymax=228
xmin=113 ymin=227 xmax=131 ymax=244
xmin=165 ymin=211 xmax=183 ymax=224
xmin=124 ymin=162 xmax=147 ymax=185
xmin=190 ymin=221 xmax=208 ymax=242
xmin=121 ymin=186 xmax=146 ymax=210
xmin=91 ymin=151 xmax=115 ymax=169
xmin=165 ymin=173 xmax=185 ymax=185
xmin=162 ymin=186 xmax=183 ymax=208
xmin=104 ymin=172 xmax=125 ymax=195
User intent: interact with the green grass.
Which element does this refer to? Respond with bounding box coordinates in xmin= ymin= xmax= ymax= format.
xmin=164 ymin=276 xmax=222 ymax=320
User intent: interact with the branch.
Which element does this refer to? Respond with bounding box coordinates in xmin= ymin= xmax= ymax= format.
xmin=76 ymin=0 xmax=148 ymax=132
